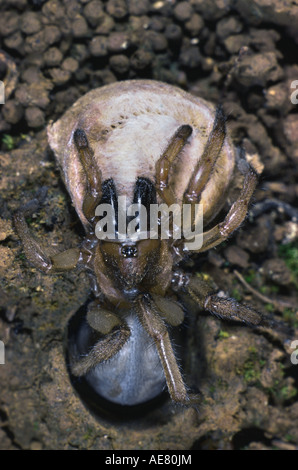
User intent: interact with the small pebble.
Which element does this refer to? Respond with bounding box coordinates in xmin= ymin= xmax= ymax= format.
xmin=2 ymin=100 xmax=23 ymax=125
xmin=30 ymin=441 xmax=43 ymax=451
xmin=144 ymin=30 xmax=167 ymax=52
xmin=106 ymin=0 xmax=128 ymax=19
xmin=49 ymin=68 xmax=71 ymax=85
xmin=5 ymin=31 xmax=24 ymax=54
xmin=15 ymin=82 xmax=52 ymax=109
xmin=95 ymin=14 xmax=115 ymax=35
xmin=107 ymin=32 xmax=130 ymax=53
xmin=21 ymin=12 xmax=42 ymax=35
xmin=165 ymin=24 xmax=182 ymax=42
xmin=0 ymin=11 xmax=20 ymax=37
xmin=148 ymin=17 xmax=165 ymax=32
xmin=237 ymin=219 xmax=270 ymax=254
xmin=185 ymin=13 xmax=204 ymax=37
xmin=173 ymin=1 xmax=193 ymax=22
xmin=71 ymin=15 xmax=89 ymax=38
xmin=25 ymin=106 xmax=45 ymax=128
xmin=44 ymin=25 xmax=61 ymax=45
xmin=130 ymin=49 xmax=153 ymax=70
xmin=216 ymin=16 xmax=242 ymax=39
xmin=71 ymin=43 xmax=89 ymax=63
xmin=41 ymin=0 xmax=65 ymax=23
xmin=89 ymin=36 xmax=108 ymax=56
xmin=109 ymin=54 xmax=130 ymax=74
xmin=234 ymin=52 xmax=284 ymax=87
xmin=265 ymin=83 xmax=287 ymax=109
xmin=62 ymin=57 xmax=79 ymax=73
xmin=128 ymin=0 xmax=150 ymax=16
xmin=44 ymin=47 xmax=63 ymax=66
xmin=262 ymin=258 xmax=292 ymax=286
xmin=84 ymin=0 xmax=104 ymax=27
xmin=179 ymin=46 xmax=201 ymax=68
xmin=224 ymin=245 xmax=250 ymax=269
xmin=65 ymin=0 xmax=81 ymax=20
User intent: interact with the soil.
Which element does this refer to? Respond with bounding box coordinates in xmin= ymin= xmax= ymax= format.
xmin=0 ymin=0 xmax=298 ymax=451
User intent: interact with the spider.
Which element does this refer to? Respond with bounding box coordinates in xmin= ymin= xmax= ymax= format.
xmin=14 ymin=80 xmax=267 ymax=408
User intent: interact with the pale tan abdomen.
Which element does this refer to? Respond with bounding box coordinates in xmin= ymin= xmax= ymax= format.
xmin=47 ymin=80 xmax=235 ymax=228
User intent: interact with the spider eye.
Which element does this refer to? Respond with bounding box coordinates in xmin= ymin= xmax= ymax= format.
xmin=121 ymin=245 xmax=138 ymax=258
xmin=133 ymin=177 xmax=157 ymax=209
xmin=73 ymin=128 xmax=88 ymax=148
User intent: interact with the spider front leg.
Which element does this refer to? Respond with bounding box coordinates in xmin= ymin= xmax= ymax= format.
xmin=173 ymin=272 xmax=263 ymax=327
xmin=136 ymin=294 xmax=199 ymax=405
xmin=190 ymin=159 xmax=258 ymax=253
xmin=73 ymin=128 xmax=102 ymax=223
xmin=13 ymin=191 xmax=82 ymax=273
xmin=155 ymin=124 xmax=193 ymax=206
xmin=70 ymin=300 xmax=130 ymax=377
xmin=14 ymin=129 xmax=102 ymax=273
xmin=183 ymin=105 xmax=226 ymax=206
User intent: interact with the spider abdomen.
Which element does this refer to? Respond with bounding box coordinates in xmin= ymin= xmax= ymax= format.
xmin=73 ymin=313 xmax=166 ymax=406
xmin=48 ymin=80 xmax=235 ymax=229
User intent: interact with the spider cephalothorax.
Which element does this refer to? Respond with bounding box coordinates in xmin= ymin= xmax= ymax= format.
xmin=14 ymin=80 xmax=267 ymax=408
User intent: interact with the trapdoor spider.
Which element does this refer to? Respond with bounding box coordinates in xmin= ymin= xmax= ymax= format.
xmin=14 ymin=80 xmax=268 ymax=408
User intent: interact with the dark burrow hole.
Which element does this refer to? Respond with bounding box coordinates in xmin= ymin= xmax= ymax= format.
xmin=65 ymin=301 xmax=171 ymax=423
xmin=232 ymin=427 xmax=272 ymax=449
xmin=0 ymin=408 xmax=21 ymax=449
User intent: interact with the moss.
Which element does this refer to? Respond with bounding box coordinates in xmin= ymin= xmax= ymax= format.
xmin=238 ymin=347 xmax=262 ymax=384
xmin=263 ymin=363 xmax=296 ymax=403
xmin=82 ymin=427 xmax=94 ymax=440
xmin=218 ymin=330 xmax=230 ymax=340
xmin=231 ymin=287 xmax=242 ymax=301
xmin=33 ymin=422 xmax=39 ymax=432
xmin=280 ymin=385 xmax=297 ymax=401
xmin=265 ymin=303 xmax=275 ymax=312
xmin=243 ymin=362 xmax=260 ymax=383
xmin=243 ymin=269 xmax=255 ymax=283
xmin=282 ymin=308 xmax=298 ymax=328
xmin=268 ymin=381 xmax=297 ymax=403
xmin=269 ymin=285 xmax=280 ymax=293
xmin=278 ymin=241 xmax=298 ymax=285
xmin=2 ymin=133 xmax=30 ymax=150
xmin=261 ymin=284 xmax=279 ymax=294
xmin=2 ymin=134 xmax=15 ymax=150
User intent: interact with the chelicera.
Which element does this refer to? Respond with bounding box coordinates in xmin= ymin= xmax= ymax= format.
xmin=14 ymin=80 xmax=268 ymax=408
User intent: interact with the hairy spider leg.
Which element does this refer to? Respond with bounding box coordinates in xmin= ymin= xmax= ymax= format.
xmin=184 ymin=274 xmax=263 ymax=326
xmin=73 ymin=128 xmax=102 ymax=224
xmin=184 ymin=106 xmax=226 ymax=205
xmin=155 ymin=125 xmax=193 ymax=206
xmin=70 ymin=299 xmax=131 ymax=376
xmin=137 ymin=294 xmax=199 ymax=405
xmin=192 ymin=160 xmax=258 ymax=253
xmin=13 ymin=129 xmax=104 ymax=273
xmin=154 ymin=124 xmax=192 ymax=244
xmin=13 ymin=191 xmax=82 ymax=273
xmin=182 ymin=105 xmax=226 ymax=231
